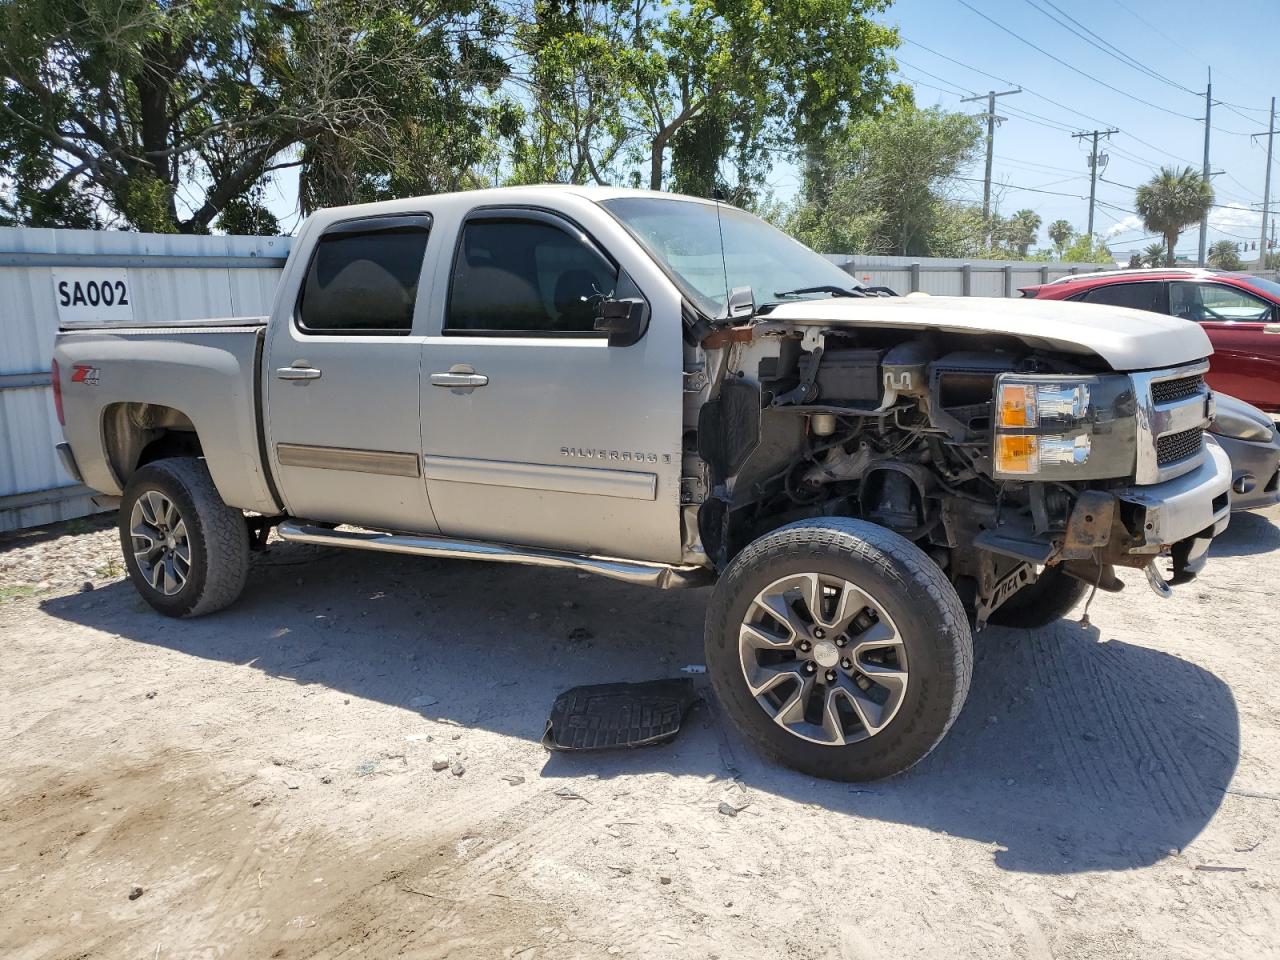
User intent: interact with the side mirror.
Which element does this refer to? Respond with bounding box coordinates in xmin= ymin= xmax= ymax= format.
xmin=727 ymin=285 xmax=755 ymax=319
xmin=594 ymin=297 xmax=649 ymax=347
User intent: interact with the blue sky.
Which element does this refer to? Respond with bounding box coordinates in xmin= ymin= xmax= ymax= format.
xmin=868 ymin=0 xmax=1279 ymax=261
xmin=264 ymin=0 xmax=1279 ymax=262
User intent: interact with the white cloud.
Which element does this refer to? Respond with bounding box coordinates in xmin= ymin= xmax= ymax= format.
xmin=1208 ymin=205 xmax=1261 ymax=232
xmin=1104 ymin=214 xmax=1144 ymax=239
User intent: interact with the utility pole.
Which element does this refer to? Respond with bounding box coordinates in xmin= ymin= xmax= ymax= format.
xmin=1072 ymin=128 xmax=1118 ymax=240
xmin=961 ymin=88 xmax=1021 ymax=228
xmin=1253 ymin=96 xmax=1275 ymax=270
xmin=1198 ymin=68 xmax=1214 ymax=267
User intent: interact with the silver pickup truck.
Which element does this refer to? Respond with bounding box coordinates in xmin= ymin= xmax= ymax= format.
xmin=53 ymin=186 xmax=1232 ymax=781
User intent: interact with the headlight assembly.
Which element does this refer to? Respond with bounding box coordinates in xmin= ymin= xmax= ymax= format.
xmin=992 ymin=374 xmax=1135 ymax=480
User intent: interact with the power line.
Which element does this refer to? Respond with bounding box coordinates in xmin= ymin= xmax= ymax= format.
xmin=954 ymin=0 xmax=1201 ymax=121
xmin=901 ymin=37 xmax=1204 ymax=168
xmin=1019 ymin=0 xmax=1198 ymax=96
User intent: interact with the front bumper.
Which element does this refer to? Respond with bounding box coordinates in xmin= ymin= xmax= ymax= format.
xmin=1212 ymin=431 xmax=1280 ymax=512
xmin=1110 ymin=438 xmax=1232 ymax=583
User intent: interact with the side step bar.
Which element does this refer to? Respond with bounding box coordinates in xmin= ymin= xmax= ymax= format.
xmin=276 ymin=521 xmax=713 ymax=589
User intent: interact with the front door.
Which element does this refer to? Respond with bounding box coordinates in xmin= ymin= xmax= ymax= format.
xmin=1171 ymin=280 xmax=1280 ymax=412
xmin=418 ymin=207 xmax=684 ymax=563
xmin=264 ymin=214 xmax=439 ymax=532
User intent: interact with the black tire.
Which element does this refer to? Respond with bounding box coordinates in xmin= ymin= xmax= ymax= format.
xmin=704 ymin=518 xmax=972 ymax=782
xmin=119 ymin=458 xmax=250 ymax=617
xmin=987 ymin=566 xmax=1090 ymax=628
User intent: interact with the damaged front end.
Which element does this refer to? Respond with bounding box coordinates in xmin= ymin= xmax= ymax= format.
xmin=685 ymin=314 xmax=1231 ymax=627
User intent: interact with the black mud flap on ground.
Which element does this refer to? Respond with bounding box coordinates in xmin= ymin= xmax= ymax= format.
xmin=542 ymin=679 xmax=701 ymax=751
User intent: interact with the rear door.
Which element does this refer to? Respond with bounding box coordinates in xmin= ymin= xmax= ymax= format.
xmin=264 ymin=214 xmax=440 ymax=532
xmin=417 ymin=205 xmax=684 ymax=563
xmin=1170 ymin=280 xmax=1280 ymax=411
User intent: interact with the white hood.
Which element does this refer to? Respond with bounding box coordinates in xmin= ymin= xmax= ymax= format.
xmin=763 ymin=295 xmax=1212 ymax=371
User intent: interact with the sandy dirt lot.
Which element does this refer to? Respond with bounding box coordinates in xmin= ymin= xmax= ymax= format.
xmin=2 ymin=507 xmax=1279 ymax=960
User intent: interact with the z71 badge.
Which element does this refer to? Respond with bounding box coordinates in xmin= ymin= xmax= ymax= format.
xmin=561 ymin=446 xmax=672 ymax=464
xmin=71 ymin=364 xmax=101 ymax=385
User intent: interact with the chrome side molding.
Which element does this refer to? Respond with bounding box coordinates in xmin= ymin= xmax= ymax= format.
xmin=276 ymin=521 xmax=713 ymax=589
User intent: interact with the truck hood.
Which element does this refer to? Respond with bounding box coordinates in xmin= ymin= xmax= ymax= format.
xmin=763 ymin=295 xmax=1212 ymax=371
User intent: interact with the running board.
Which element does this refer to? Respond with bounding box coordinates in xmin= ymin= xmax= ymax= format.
xmin=276 ymin=521 xmax=713 ymax=589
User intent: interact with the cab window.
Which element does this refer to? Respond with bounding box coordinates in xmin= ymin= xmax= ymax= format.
xmin=298 ymin=216 xmax=431 ymax=335
xmin=1170 ymin=282 xmax=1271 ymax=322
xmin=445 ymin=216 xmax=618 ymax=336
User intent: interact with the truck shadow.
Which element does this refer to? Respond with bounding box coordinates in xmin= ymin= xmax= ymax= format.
xmin=1208 ymin=508 xmax=1280 ymax=557
xmin=41 ymin=540 xmax=1239 ymax=876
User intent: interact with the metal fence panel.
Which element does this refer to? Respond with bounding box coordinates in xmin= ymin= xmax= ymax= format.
xmin=0 ymin=227 xmax=290 ymax=534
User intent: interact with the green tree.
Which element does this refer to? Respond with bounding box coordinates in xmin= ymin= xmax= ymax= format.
xmin=1134 ymin=166 xmax=1215 ymax=267
xmin=0 ymin=0 xmax=507 ymax=232
xmin=635 ymin=0 xmax=899 ymax=194
xmin=788 ymin=101 xmax=983 ymax=255
xmin=1207 ymin=239 xmax=1243 ymax=271
xmin=1063 ymin=233 xmax=1112 ymax=263
xmin=1006 ymin=209 xmax=1042 ymax=257
xmin=1048 ymin=219 xmax=1074 ymax=258
xmin=1127 ymin=251 xmax=1143 ymax=269
xmin=1142 ymin=242 xmax=1167 ymax=267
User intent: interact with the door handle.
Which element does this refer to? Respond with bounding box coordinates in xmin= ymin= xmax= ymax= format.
xmin=1264 ymin=324 xmax=1280 ymax=335
xmin=277 ymin=363 xmax=322 ymax=381
xmin=430 ymin=372 xmax=488 ymax=388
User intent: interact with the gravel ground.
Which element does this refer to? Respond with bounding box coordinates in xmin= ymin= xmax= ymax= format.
xmin=2 ymin=508 xmax=1279 ymax=960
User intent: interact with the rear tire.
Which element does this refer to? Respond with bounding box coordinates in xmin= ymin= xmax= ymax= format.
xmin=987 ymin=566 xmax=1089 ymax=628
xmin=119 ymin=458 xmax=250 ymax=618
xmin=704 ymin=519 xmax=972 ymax=782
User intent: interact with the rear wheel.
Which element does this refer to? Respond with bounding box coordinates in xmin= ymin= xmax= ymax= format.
xmin=987 ymin=566 xmax=1089 ymax=628
xmin=704 ymin=519 xmax=972 ymax=782
xmin=119 ymin=458 xmax=250 ymax=618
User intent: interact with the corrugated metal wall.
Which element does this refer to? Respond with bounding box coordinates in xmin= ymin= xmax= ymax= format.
xmin=0 ymin=228 xmax=290 ymax=533
xmin=823 ymin=253 xmax=1108 ymax=297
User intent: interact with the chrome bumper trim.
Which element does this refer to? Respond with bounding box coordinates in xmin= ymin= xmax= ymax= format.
xmin=1112 ymin=437 xmax=1232 ymax=553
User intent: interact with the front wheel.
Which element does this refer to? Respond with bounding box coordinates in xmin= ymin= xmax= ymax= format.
xmin=119 ymin=457 xmax=250 ymax=618
xmin=704 ymin=519 xmax=973 ymax=782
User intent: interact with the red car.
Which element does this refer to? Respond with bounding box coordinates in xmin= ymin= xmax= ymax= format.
xmin=1021 ymin=269 xmax=1280 ymax=413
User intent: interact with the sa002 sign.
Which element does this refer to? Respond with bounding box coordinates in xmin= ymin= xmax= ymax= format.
xmin=51 ymin=268 xmax=135 ymax=324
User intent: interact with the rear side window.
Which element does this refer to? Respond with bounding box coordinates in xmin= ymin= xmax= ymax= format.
xmin=1079 ymin=282 xmax=1163 ymax=312
xmin=446 ymin=217 xmax=617 ymax=335
xmin=299 ymin=217 xmax=431 ymax=334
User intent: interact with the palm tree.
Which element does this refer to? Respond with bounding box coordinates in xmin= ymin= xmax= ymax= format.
xmin=1048 ymin=219 xmax=1074 ymax=258
xmin=1142 ymin=242 xmax=1167 ymax=267
xmin=1009 ymin=209 xmax=1042 ymax=257
xmin=1207 ymin=239 xmax=1242 ymax=271
xmin=1135 ymin=166 xmax=1214 ymax=266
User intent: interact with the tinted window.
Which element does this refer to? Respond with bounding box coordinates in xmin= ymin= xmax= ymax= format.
xmin=1170 ymin=281 xmax=1271 ymax=322
xmin=446 ymin=219 xmax=617 ymax=334
xmin=299 ymin=225 xmax=429 ymax=333
xmin=1080 ymin=282 xmax=1162 ymax=312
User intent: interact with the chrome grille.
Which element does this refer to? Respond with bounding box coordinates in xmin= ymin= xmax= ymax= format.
xmin=1151 ymin=374 xmax=1205 ymax=405
xmin=1156 ymin=426 xmax=1204 ymax=466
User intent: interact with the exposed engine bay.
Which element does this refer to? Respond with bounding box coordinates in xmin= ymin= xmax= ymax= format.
xmin=687 ymin=316 xmax=1226 ymax=624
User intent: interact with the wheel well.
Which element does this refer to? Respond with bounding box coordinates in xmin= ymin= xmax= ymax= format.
xmin=102 ymin=402 xmax=203 ymax=486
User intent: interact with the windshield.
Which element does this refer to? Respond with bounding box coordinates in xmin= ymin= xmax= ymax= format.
xmin=600 ymin=197 xmax=863 ymax=318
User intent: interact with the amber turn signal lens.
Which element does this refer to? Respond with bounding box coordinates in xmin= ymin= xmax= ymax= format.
xmin=997 ymin=384 xmax=1035 ymax=427
xmin=994 ymin=434 xmax=1038 ymax=474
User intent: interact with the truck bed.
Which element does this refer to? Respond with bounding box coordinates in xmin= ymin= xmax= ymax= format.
xmin=53 ymin=318 xmax=280 ymax=514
